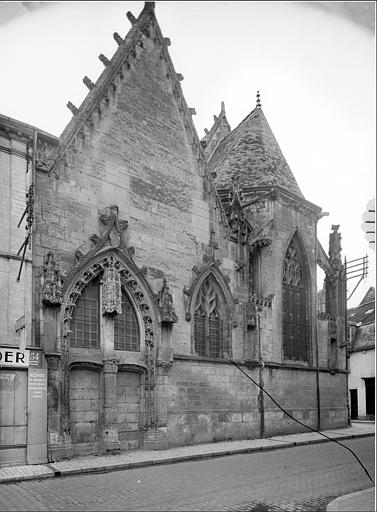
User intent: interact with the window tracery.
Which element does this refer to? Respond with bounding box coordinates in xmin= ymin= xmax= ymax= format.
xmin=193 ymin=275 xmax=226 ymax=358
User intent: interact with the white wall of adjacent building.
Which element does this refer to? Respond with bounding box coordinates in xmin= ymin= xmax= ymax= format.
xmin=349 ymin=348 xmax=375 ymax=418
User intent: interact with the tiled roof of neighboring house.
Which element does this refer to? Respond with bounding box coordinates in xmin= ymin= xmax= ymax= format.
xmin=348 ymin=287 xmax=375 ymax=351
xmin=359 ymin=286 xmax=375 ymax=306
xmin=352 ymin=323 xmax=375 ymax=351
xmin=348 ymin=287 xmax=375 ymax=325
xmin=209 ymin=105 xmax=304 ymax=198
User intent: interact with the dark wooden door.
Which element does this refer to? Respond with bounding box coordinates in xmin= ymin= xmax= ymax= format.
xmin=350 ymin=389 xmax=358 ymax=419
xmin=365 ymin=378 xmax=375 ymax=417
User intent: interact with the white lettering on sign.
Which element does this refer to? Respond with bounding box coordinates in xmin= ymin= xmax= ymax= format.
xmin=0 ymin=348 xmax=29 ymax=367
xmin=28 ymin=371 xmax=47 ymax=399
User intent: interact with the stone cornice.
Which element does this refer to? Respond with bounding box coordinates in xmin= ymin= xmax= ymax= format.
xmin=0 ymin=114 xmax=58 ymax=144
xmin=217 ymin=185 xmax=322 ymax=219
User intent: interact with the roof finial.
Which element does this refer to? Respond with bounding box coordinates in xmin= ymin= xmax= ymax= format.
xmin=256 ymin=90 xmax=261 ymax=108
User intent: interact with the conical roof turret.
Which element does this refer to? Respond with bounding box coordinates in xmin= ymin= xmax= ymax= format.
xmin=209 ymin=95 xmax=304 ymax=198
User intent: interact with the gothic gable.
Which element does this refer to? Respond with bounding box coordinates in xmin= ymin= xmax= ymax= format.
xmin=48 ymin=2 xmax=206 ymax=182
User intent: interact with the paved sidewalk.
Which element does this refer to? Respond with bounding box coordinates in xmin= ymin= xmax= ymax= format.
xmin=326 ymin=487 xmax=375 ymax=511
xmin=0 ymin=422 xmax=374 ymax=487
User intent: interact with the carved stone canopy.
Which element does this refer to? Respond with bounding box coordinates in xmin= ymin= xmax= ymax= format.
xmin=248 ymin=219 xmax=274 ymax=252
xmin=245 ymin=293 xmax=274 ymax=327
xmin=42 ymin=251 xmax=64 ymax=306
xmin=157 ymin=279 xmax=178 ymax=324
xmin=227 ymin=175 xmax=250 ymax=244
xmin=102 ymin=259 xmax=122 ymax=316
xmin=73 ymin=205 xmax=133 ymax=268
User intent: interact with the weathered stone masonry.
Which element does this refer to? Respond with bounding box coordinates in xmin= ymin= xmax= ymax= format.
xmin=0 ymin=2 xmax=348 ymax=465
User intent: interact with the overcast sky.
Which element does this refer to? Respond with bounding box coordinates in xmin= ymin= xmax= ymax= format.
xmin=0 ymin=1 xmax=375 ymax=307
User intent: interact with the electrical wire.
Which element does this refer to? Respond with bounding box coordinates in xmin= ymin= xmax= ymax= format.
xmin=231 ymin=361 xmax=375 ymax=486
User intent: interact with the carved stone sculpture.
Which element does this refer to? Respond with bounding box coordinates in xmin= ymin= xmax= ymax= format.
xmin=329 ymin=224 xmax=342 ymax=269
xmin=35 ymin=139 xmax=56 ymax=172
xmin=42 ymin=251 xmax=63 ymax=306
xmin=282 ymin=242 xmax=302 ymax=288
xmin=102 ymin=259 xmax=122 ymax=315
xmin=158 ymin=279 xmax=178 ymax=323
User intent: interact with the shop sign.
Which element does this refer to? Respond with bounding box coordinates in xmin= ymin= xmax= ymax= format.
xmin=28 ymin=349 xmax=43 ymax=368
xmin=0 ymin=347 xmax=29 ymax=367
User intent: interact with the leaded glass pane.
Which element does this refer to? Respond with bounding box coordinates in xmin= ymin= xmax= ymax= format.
xmin=114 ymin=291 xmax=140 ymax=351
xmin=282 ymin=237 xmax=310 ymax=362
xmin=71 ymin=279 xmax=100 ymax=349
xmin=209 ymin=317 xmax=222 ymax=358
xmin=194 ymin=315 xmax=206 ymax=356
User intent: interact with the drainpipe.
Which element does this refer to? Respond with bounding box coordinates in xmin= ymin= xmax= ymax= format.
xmin=31 ymin=129 xmax=37 ymax=346
xmin=314 ymin=214 xmax=323 ymax=431
xmin=257 ymin=310 xmax=265 ymax=438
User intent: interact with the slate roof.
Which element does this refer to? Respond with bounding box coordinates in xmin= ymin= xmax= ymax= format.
xmin=348 ymin=287 xmax=375 ymax=351
xmin=209 ymin=105 xmax=304 ymax=198
xmin=348 ymin=287 xmax=375 ymax=325
xmin=351 ymin=323 xmax=375 ymax=351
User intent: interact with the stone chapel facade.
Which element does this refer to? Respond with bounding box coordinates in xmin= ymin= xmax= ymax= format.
xmin=0 ymin=2 xmax=348 ymax=465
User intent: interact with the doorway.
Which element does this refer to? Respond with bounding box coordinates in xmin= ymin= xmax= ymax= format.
xmin=0 ymin=370 xmax=28 ymax=466
xmin=117 ymin=370 xmax=142 ymax=450
xmin=350 ymin=389 xmax=358 ymax=420
xmin=364 ymin=378 xmax=375 ymax=417
xmin=70 ymin=367 xmax=101 ymax=452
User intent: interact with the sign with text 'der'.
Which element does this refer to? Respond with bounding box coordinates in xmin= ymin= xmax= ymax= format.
xmin=0 ymin=347 xmax=29 ymax=367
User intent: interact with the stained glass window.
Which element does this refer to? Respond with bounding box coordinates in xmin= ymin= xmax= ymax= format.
xmin=282 ymin=236 xmax=310 ymax=361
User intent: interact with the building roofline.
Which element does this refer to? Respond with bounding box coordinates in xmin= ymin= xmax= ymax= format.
xmin=0 ymin=113 xmax=58 ymax=142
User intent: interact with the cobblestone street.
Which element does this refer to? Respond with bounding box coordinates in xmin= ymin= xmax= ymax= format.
xmin=0 ymin=437 xmax=374 ymax=511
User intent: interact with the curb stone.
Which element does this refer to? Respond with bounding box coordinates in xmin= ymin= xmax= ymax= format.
xmin=326 ymin=487 xmax=375 ymax=512
xmin=0 ymin=428 xmax=374 ymax=484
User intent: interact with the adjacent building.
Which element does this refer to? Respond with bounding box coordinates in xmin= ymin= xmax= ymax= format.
xmin=348 ymin=287 xmax=375 ymax=420
xmin=0 ymin=2 xmax=348 ymax=466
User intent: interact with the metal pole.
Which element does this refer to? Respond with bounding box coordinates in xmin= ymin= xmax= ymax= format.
xmin=344 ymin=257 xmax=351 ymax=425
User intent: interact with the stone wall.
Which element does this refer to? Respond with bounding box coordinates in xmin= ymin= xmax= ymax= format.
xmin=165 ymin=359 xmax=260 ymax=447
xmin=32 ymin=11 xmax=348 ymax=457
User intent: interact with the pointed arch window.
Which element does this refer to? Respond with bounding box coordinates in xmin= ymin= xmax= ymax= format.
xmin=114 ymin=289 xmax=140 ymax=351
xmin=71 ymin=277 xmax=100 ymax=349
xmin=194 ymin=275 xmax=227 ymax=358
xmin=69 ymin=274 xmax=140 ymax=352
xmin=282 ymin=235 xmax=310 ymax=362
